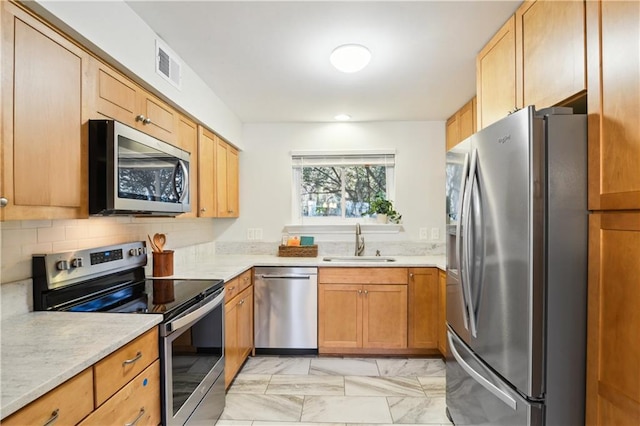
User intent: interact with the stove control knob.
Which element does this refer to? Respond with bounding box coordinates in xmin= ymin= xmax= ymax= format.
xmin=71 ymin=257 xmax=83 ymax=268
xmin=56 ymin=260 xmax=70 ymax=271
xmin=129 ymin=248 xmax=136 ymax=256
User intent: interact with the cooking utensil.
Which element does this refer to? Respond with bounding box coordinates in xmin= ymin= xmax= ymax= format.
xmin=153 ymin=233 xmax=166 ymax=252
xmin=148 ymin=235 xmax=159 ymax=252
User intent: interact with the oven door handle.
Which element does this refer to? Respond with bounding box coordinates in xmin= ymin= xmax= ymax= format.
xmin=165 ymin=290 xmax=225 ymax=333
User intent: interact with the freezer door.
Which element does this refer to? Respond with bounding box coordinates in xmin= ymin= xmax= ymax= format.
xmin=446 ymin=328 xmax=544 ymax=426
xmin=464 ymin=107 xmax=545 ymax=398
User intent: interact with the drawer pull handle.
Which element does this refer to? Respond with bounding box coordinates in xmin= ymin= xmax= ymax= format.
xmin=122 ymin=351 xmax=142 ymax=366
xmin=124 ymin=408 xmax=145 ymax=426
xmin=239 ymin=298 xmax=245 ymax=305
xmin=228 ymin=286 xmax=236 ymax=291
xmin=43 ymin=409 xmax=59 ymax=426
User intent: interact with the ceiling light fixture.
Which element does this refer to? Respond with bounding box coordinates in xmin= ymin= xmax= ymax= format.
xmin=330 ymin=44 xmax=371 ymax=73
xmin=334 ymin=114 xmax=351 ymax=121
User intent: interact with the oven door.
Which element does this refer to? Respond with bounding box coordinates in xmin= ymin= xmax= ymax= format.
xmin=162 ymin=288 xmax=225 ymax=426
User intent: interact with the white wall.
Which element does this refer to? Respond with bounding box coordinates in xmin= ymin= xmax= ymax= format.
xmin=27 ymin=0 xmax=243 ymax=148
xmin=214 ymin=121 xmax=446 ymax=245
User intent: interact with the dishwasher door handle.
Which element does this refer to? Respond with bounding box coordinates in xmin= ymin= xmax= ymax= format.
xmin=258 ymin=274 xmax=312 ymax=280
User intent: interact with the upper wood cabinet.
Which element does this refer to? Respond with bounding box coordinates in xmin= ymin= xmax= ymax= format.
xmin=586 ymin=0 xmax=640 ymax=210
xmin=515 ymin=0 xmax=586 ymax=109
xmin=87 ymin=58 xmax=179 ymax=146
xmin=476 ymin=16 xmax=516 ymax=130
xmin=215 ymin=138 xmax=239 ymax=217
xmin=445 ymin=97 xmax=476 ymax=151
xmin=1 ymin=1 xmax=88 ymax=221
xmin=586 ymin=212 xmax=640 ymax=426
xmin=198 ymin=126 xmax=216 ymax=217
xmin=177 ymin=115 xmax=198 ymax=218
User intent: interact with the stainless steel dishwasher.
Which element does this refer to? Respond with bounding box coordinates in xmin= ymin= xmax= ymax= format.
xmin=254 ymin=266 xmax=318 ymax=353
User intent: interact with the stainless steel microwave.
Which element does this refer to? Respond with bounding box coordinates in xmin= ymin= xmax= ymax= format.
xmin=89 ymin=119 xmax=191 ymax=215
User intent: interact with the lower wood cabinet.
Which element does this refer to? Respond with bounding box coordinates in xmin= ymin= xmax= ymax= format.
xmin=407 ymin=268 xmax=439 ymax=350
xmin=2 ymin=327 xmax=160 ymax=426
xmin=224 ymin=270 xmax=254 ymax=388
xmin=79 ymin=361 xmax=161 ymax=426
xmin=318 ymin=268 xmax=408 ymax=354
xmin=586 ymin=212 xmax=640 ymax=425
xmin=438 ymin=270 xmax=447 ymax=356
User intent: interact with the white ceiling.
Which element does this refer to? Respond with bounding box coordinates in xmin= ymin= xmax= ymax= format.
xmin=125 ymin=1 xmax=521 ymax=123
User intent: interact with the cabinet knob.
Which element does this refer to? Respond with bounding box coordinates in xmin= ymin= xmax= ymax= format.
xmin=358 ymin=289 xmax=362 ymax=294
xmin=409 ymin=273 xmax=414 ymax=278
xmin=143 ymin=117 xmax=152 ymax=125
xmin=200 ymin=208 xmax=207 ymax=212
xmin=0 ymin=197 xmax=7 ymax=207
xmin=364 ymin=290 xmax=368 ymax=295
xmin=135 ymin=114 xmax=146 ymax=123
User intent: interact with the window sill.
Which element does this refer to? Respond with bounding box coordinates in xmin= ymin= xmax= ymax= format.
xmin=283 ymin=223 xmax=404 ymax=234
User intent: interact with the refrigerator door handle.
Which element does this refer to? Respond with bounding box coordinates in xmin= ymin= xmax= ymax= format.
xmin=448 ymin=332 xmax=517 ymax=410
xmin=456 ymin=152 xmax=471 ymax=330
xmin=463 ymin=148 xmax=479 ymax=337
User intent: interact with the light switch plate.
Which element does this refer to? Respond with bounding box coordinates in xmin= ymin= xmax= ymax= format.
xmin=419 ymin=228 xmax=428 ymax=240
xmin=431 ymin=227 xmax=440 ymax=240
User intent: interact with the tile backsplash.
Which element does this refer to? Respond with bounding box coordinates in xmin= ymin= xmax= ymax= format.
xmin=1 ymin=216 xmax=216 ymax=284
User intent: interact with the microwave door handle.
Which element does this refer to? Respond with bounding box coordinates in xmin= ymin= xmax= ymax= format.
xmin=172 ymin=160 xmax=189 ymax=202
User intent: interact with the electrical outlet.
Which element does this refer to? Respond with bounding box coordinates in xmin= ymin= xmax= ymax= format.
xmin=419 ymin=228 xmax=428 ymax=240
xmin=255 ymin=228 xmax=263 ymax=240
xmin=431 ymin=227 xmax=440 ymax=241
xmin=247 ymin=228 xmax=255 ymax=240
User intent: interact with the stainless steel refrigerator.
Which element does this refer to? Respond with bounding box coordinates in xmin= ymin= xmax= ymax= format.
xmin=445 ymin=106 xmax=587 ymax=425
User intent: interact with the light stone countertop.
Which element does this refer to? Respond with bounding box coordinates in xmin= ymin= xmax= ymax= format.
xmin=166 ymin=254 xmax=446 ymax=281
xmin=0 ymin=312 xmax=162 ymax=420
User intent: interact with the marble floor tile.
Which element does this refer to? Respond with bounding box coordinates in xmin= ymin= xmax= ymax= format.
xmin=376 ymin=358 xmax=446 ymax=377
xmin=387 ymin=396 xmax=450 ymax=424
xmin=309 ymin=357 xmax=380 ymax=376
xmin=240 ymin=356 xmax=311 ymax=375
xmin=214 ymin=421 xmax=252 ymax=426
xmin=302 ymin=396 xmax=393 ymax=423
xmin=254 ymin=422 xmax=346 ymax=426
xmin=226 ymin=374 xmax=271 ymax=394
xmin=267 ymin=374 xmax=345 ymax=395
xmin=417 ymin=376 xmax=446 ymax=397
xmin=221 ymin=394 xmax=304 ymax=422
xmin=345 ymin=376 xmax=425 ymax=397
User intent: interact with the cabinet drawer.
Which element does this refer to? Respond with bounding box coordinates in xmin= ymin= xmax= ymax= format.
xmin=93 ymin=327 xmax=159 ymax=406
xmin=80 ymin=360 xmax=161 ymax=426
xmin=319 ymin=268 xmax=408 ymax=284
xmin=2 ymin=368 xmax=93 ymax=426
xmin=237 ymin=269 xmax=252 ymax=294
xmin=225 ymin=276 xmax=240 ymax=303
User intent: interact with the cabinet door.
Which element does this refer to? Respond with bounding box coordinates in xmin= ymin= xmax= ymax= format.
xmin=224 ymin=298 xmax=239 ymax=388
xmin=88 ymin=58 xmax=139 ymax=127
xmin=363 ymin=284 xmax=407 ymax=349
xmin=477 ymin=16 xmax=517 ymax=130
xmin=586 ymin=212 xmax=640 ymax=425
xmin=407 ymin=268 xmax=438 ymax=349
xmin=438 ymin=270 xmax=447 ymax=356
xmin=1 ymin=2 xmax=87 ymax=220
xmin=198 ymin=126 xmax=216 ymax=217
xmin=318 ymin=284 xmax=362 ymax=349
xmin=237 ymin=285 xmax=254 ymax=361
xmin=587 ymin=0 xmax=640 ymax=210
xmin=138 ymin=90 xmax=178 ymax=145
xmin=215 ymin=138 xmax=239 ymax=217
xmin=445 ymin=115 xmax=459 ymax=152
xmin=516 ymin=0 xmax=586 ymax=109
xmin=458 ymin=97 xmax=476 ymax=141
xmin=177 ymin=115 xmax=198 ymax=218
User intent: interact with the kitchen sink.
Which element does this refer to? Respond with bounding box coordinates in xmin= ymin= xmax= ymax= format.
xmin=322 ymin=256 xmax=396 ymax=262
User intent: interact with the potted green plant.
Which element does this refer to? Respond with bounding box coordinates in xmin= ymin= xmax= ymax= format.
xmin=366 ymin=193 xmax=402 ymax=224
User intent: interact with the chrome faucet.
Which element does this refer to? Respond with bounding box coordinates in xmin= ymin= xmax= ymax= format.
xmin=355 ymin=223 xmax=365 ymax=256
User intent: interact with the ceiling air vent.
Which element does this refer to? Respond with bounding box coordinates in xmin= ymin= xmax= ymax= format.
xmin=155 ymin=39 xmax=182 ymax=89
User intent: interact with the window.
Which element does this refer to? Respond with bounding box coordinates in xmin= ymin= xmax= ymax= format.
xmin=291 ymin=150 xmax=395 ymax=223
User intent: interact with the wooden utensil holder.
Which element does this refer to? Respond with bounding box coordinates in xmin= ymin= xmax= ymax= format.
xmin=153 ymin=250 xmax=174 ymax=277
